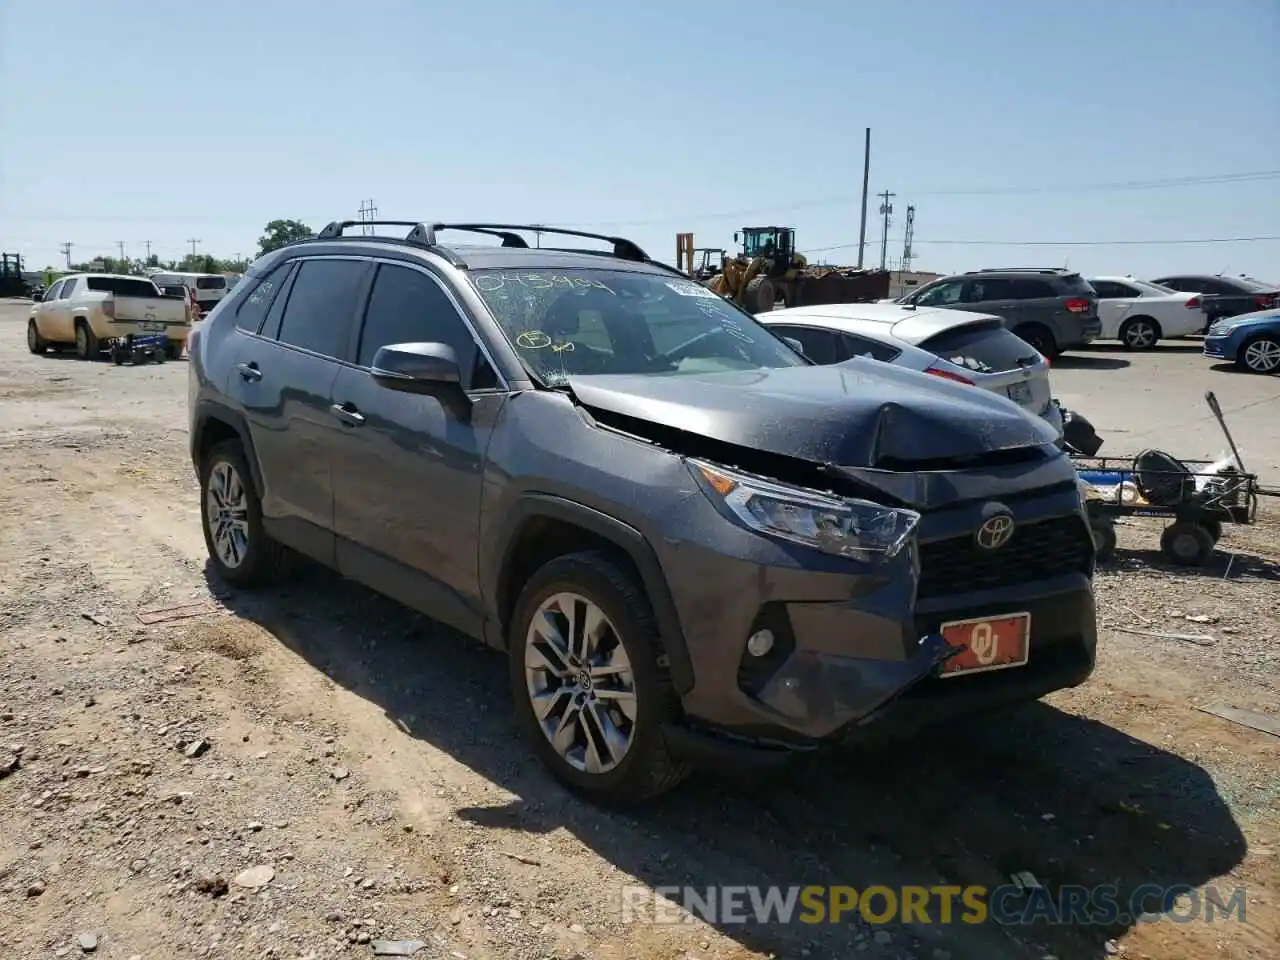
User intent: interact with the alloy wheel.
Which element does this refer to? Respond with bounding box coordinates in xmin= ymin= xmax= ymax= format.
xmin=1123 ymin=320 xmax=1157 ymax=349
xmin=523 ymin=591 xmax=638 ymax=775
xmin=1243 ymin=338 xmax=1280 ymax=373
xmin=205 ymin=461 xmax=251 ymax=568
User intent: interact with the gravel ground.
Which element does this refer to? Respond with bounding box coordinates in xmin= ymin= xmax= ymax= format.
xmin=1 ymin=302 xmax=1276 ymax=960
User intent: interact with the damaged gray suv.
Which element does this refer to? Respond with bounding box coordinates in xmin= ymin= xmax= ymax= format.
xmin=188 ymin=221 xmax=1098 ymax=803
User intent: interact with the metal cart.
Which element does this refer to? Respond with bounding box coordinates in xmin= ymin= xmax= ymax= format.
xmin=1070 ymin=392 xmax=1279 ymax=566
xmin=109 ymin=333 xmax=169 ymax=366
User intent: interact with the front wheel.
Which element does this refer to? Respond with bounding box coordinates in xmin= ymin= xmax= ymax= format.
xmin=1160 ymin=521 xmax=1215 ymax=567
xmin=1237 ymin=334 xmax=1280 ymax=374
xmin=508 ymin=551 xmax=689 ymax=804
xmin=199 ymin=440 xmax=290 ymax=588
xmin=165 ymin=340 xmax=184 ymax=361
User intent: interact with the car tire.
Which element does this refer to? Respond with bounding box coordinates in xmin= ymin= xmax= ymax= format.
xmin=1236 ymin=334 xmax=1280 ymax=374
xmin=199 ymin=439 xmax=290 ymax=588
xmin=1014 ymin=323 xmax=1058 ymax=360
xmin=166 ymin=340 xmax=183 ymax=361
xmin=1159 ymin=521 xmax=1215 ymax=567
xmin=1119 ymin=316 xmax=1160 ymax=350
xmin=27 ymin=320 xmax=47 ymax=355
xmin=744 ymin=275 xmax=775 ymax=315
xmin=74 ymin=321 xmax=99 ymax=360
xmin=508 ymin=550 xmax=690 ymax=805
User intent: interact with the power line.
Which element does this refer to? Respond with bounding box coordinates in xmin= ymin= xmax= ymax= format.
xmin=804 ymin=234 xmax=1280 ymax=254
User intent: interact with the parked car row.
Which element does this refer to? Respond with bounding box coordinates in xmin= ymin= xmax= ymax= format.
xmin=26 ymin=273 xmax=192 ymax=359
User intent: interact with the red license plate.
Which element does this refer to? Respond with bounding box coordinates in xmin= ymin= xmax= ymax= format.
xmin=938 ymin=613 xmax=1031 ymax=678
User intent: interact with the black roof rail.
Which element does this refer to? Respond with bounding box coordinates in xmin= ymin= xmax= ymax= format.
xmin=423 ymin=223 xmax=650 ymax=263
xmin=972 ymin=266 xmax=1072 ymax=274
xmin=317 ymin=220 xmax=430 ymax=242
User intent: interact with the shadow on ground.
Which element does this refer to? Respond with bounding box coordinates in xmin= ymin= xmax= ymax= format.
xmin=1053 ymin=353 xmax=1131 ymax=371
xmin=208 ymin=561 xmax=1248 ymax=960
xmin=1101 ymin=545 xmax=1280 ymax=583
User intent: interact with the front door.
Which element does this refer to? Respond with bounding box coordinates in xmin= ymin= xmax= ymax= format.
xmin=329 ymin=260 xmax=506 ymax=635
xmin=231 ymin=256 xmax=372 ymax=566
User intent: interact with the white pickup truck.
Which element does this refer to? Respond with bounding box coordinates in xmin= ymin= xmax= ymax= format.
xmin=27 ymin=273 xmax=192 ymax=360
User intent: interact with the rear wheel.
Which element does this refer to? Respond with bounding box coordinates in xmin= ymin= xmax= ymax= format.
xmin=165 ymin=340 xmax=183 ymax=360
xmin=744 ymin=275 xmax=775 ymax=314
xmin=508 ymin=551 xmax=689 ymax=804
xmin=74 ymin=321 xmax=99 ymax=360
xmin=1014 ymin=323 xmax=1058 ymax=360
xmin=199 ymin=440 xmax=290 ymax=588
xmin=27 ymin=320 xmax=46 ymax=355
xmin=1237 ymin=334 xmax=1280 ymax=374
xmin=1119 ymin=316 xmax=1160 ymax=350
xmin=1089 ymin=517 xmax=1117 ymax=561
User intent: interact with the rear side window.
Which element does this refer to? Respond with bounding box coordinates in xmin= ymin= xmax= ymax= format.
xmin=770 ymin=325 xmax=843 ymax=365
xmin=85 ymin=277 xmax=159 ymax=297
xmin=1091 ymin=280 xmax=1138 ymax=299
xmin=841 ymin=332 xmax=902 ymax=363
xmin=1054 ymin=274 xmax=1096 ymax=296
xmin=235 ymin=263 xmax=295 ymax=333
xmin=356 ymin=264 xmax=479 ymax=379
xmin=196 ymin=276 xmax=227 ymax=290
xmin=963 ymin=278 xmax=1015 ymax=301
xmin=275 ymin=259 xmax=368 ymax=358
xmin=1008 ymin=278 xmax=1059 ymax=299
xmin=918 ymin=322 xmax=1040 ymax=374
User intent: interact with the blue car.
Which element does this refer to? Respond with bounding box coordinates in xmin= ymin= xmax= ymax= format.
xmin=1203 ymin=307 xmax=1280 ymax=374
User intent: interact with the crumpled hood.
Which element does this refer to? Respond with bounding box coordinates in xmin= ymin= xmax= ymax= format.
xmin=567 ymin=358 xmax=1059 ymax=468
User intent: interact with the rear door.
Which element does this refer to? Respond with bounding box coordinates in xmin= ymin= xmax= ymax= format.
xmin=915 ymin=320 xmax=1051 ymax=416
xmin=231 ymin=255 xmax=373 ymax=565
xmin=959 ymin=277 xmax=1019 ymax=326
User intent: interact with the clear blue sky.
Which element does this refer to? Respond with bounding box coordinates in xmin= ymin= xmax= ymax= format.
xmin=2 ymin=0 xmax=1277 ymax=279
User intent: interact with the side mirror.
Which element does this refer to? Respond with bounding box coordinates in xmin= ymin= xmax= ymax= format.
xmin=371 ymin=342 xmax=471 ymax=419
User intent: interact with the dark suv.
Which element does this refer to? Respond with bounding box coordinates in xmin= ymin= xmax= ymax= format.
xmin=188 ymin=221 xmax=1098 ymax=803
xmin=895 ymin=267 xmax=1102 ymax=359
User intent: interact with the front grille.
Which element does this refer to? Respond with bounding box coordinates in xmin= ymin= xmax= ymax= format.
xmin=917 ymin=515 xmax=1093 ymax=599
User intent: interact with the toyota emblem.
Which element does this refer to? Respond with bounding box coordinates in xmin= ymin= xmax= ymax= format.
xmin=976 ymin=514 xmax=1016 ymax=551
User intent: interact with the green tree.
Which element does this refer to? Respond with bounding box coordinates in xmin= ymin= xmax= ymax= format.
xmin=257 ymin=219 xmax=314 ymax=256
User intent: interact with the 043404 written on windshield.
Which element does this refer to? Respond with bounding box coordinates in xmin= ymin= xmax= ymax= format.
xmin=473 ymin=273 xmax=615 ymax=294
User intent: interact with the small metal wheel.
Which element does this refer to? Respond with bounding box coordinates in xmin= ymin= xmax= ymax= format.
xmin=1090 ymin=518 xmax=1117 ymax=561
xmin=1160 ymin=521 xmax=1216 ymax=567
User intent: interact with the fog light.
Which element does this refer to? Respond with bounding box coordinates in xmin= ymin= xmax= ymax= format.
xmin=746 ymin=629 xmax=775 ymax=657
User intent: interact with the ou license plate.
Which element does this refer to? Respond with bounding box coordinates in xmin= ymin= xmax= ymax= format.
xmin=140 ymin=321 xmax=167 ymax=333
xmin=1006 ymin=381 xmax=1033 ymax=404
xmin=938 ymin=613 xmax=1031 ymax=677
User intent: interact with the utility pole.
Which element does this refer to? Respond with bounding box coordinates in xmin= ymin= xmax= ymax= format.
xmin=856 ymin=127 xmax=871 ymax=269
xmin=187 ymin=238 xmax=200 ymax=257
xmin=901 ymin=205 xmax=915 ymax=273
xmin=60 ymin=242 xmax=73 ymax=269
xmin=877 ymin=190 xmax=895 ymax=271
xmin=358 ymin=199 xmax=378 ymax=236
xmin=116 ymin=240 xmax=126 ymax=262
xmin=144 ymin=240 xmax=152 ymax=262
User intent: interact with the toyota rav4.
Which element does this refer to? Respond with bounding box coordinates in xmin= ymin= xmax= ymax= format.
xmin=188 ymin=220 xmax=1098 ymax=803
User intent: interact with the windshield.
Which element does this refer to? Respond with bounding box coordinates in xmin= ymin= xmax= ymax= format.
xmin=467 ymin=268 xmax=807 ymax=383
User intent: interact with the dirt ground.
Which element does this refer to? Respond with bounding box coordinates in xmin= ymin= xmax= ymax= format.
xmin=1 ymin=302 xmax=1276 ymax=960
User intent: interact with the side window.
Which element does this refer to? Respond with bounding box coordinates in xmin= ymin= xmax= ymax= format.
xmin=1163 ymin=277 xmax=1199 ymax=293
xmin=963 ymin=278 xmax=1014 ymax=302
xmin=234 ymin=262 xmax=295 ymax=333
xmin=275 ymin=259 xmax=368 ymax=359
xmin=1200 ymin=279 xmax=1237 ymax=295
xmin=44 ymin=280 xmax=65 ymax=301
xmin=1008 ymin=278 xmax=1057 ymax=299
xmin=356 ymin=264 xmax=481 ymax=384
xmin=841 ymin=333 xmax=902 ymax=363
xmin=60 ymin=278 xmax=79 ymax=298
xmin=770 ymin=325 xmax=844 ymax=365
xmin=1091 ymin=281 xmax=1130 ymax=299
xmin=915 ymin=280 xmax=964 ymax=306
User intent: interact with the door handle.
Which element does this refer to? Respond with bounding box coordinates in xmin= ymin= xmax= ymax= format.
xmin=236 ymin=362 xmax=262 ymax=382
xmin=329 ymin=403 xmax=366 ymax=427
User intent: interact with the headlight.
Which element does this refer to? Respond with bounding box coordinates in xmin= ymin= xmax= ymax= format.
xmin=688 ymin=459 xmax=920 ymax=562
